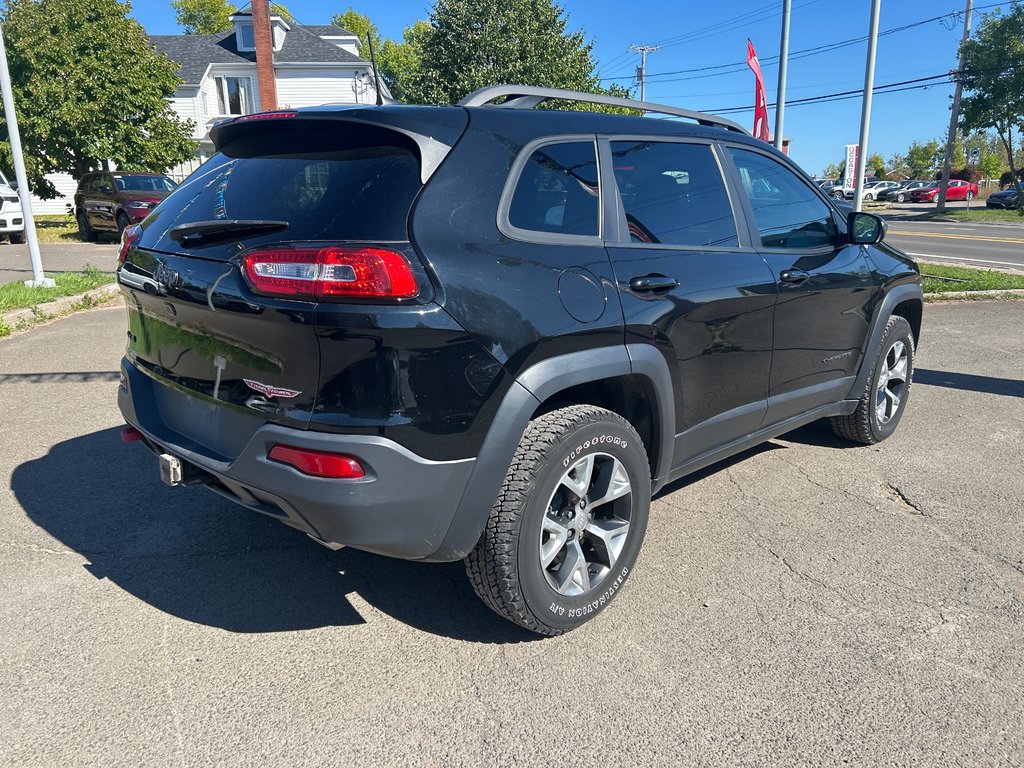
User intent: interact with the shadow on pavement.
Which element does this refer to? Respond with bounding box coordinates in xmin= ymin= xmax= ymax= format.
xmin=915 ymin=367 xmax=1024 ymax=398
xmin=11 ymin=427 xmax=538 ymax=644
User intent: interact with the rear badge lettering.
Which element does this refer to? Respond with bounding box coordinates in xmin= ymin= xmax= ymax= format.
xmin=243 ymin=379 xmax=301 ymax=399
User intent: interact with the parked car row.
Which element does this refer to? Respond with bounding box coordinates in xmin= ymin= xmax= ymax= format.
xmin=986 ymin=187 xmax=1022 ymax=209
xmin=815 ymin=177 xmax=982 ymax=204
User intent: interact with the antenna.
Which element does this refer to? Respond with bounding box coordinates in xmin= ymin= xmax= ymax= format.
xmin=365 ymin=34 xmax=384 ymax=106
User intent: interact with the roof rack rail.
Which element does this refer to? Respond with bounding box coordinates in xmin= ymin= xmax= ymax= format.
xmin=457 ymin=85 xmax=749 ymax=135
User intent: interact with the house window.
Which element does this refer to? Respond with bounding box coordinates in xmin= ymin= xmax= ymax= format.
xmin=237 ymin=23 xmax=255 ymax=50
xmin=215 ymin=77 xmax=255 ymax=116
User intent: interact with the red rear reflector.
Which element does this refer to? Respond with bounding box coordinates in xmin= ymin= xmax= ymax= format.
xmin=120 ymin=426 xmax=143 ymax=443
xmin=241 ymin=246 xmax=418 ymax=300
xmin=268 ymin=445 xmax=366 ymax=479
xmin=118 ymin=224 xmax=142 ymax=265
xmin=235 ymin=111 xmax=298 ymax=122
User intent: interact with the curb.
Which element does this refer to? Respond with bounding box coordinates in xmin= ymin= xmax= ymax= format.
xmin=924 ymin=288 xmax=1024 ymax=302
xmin=1 ymin=283 xmax=120 ymax=328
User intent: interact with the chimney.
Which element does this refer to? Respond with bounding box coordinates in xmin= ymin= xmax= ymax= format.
xmin=251 ymin=0 xmax=277 ymax=111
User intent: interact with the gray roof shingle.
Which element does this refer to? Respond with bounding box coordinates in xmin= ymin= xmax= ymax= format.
xmin=152 ymin=24 xmax=367 ymax=86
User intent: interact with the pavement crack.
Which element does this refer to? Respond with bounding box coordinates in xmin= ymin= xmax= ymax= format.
xmin=882 ymin=482 xmax=925 ymax=516
xmin=0 ymin=541 xmax=78 ymax=556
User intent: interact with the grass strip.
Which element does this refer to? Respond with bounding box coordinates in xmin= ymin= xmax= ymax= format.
xmin=920 ymin=262 xmax=1024 ymax=293
xmin=0 ymin=265 xmax=112 ymax=312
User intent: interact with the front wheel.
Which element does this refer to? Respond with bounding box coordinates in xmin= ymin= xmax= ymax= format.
xmin=116 ymin=212 xmax=131 ymax=235
xmin=864 ymin=192 xmax=874 ymax=201
xmin=896 ymin=192 xmax=906 ymax=203
xmin=830 ymin=315 xmax=915 ymax=445
xmin=465 ymin=405 xmax=651 ymax=635
xmin=9 ymin=231 xmax=25 ymax=244
xmin=77 ymin=211 xmax=96 ymax=242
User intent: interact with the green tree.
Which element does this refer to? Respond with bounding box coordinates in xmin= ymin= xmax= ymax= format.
xmin=174 ymin=0 xmax=292 ymax=34
xmin=959 ymin=2 xmax=1024 ymax=210
xmin=378 ymin=20 xmax=432 ymax=101
xmin=403 ymin=0 xmax=607 ymax=106
xmin=332 ymin=7 xmax=380 ymax=49
xmin=0 ymin=0 xmax=196 ymax=198
xmin=173 ymin=0 xmax=234 ymax=33
xmin=866 ymin=153 xmax=887 ymax=179
xmin=904 ymin=140 xmax=943 ymax=179
xmin=822 ymin=162 xmax=842 ymax=178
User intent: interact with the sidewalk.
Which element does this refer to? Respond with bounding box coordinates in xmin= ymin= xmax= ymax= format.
xmin=0 ymin=242 xmax=118 ymax=286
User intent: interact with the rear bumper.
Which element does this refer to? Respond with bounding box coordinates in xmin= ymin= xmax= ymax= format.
xmin=118 ymin=359 xmax=477 ymax=561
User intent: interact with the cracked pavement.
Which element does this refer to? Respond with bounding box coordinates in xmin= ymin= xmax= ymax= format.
xmin=1 ymin=300 xmax=1022 ymax=766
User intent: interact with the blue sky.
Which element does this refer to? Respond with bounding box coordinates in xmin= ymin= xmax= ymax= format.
xmin=130 ymin=0 xmax=994 ymax=176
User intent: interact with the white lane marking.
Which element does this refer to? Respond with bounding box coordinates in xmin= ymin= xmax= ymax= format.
xmin=906 ymin=252 xmax=1024 ymax=268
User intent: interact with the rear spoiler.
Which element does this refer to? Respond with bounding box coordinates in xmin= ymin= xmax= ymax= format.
xmin=210 ymin=107 xmax=469 ymax=185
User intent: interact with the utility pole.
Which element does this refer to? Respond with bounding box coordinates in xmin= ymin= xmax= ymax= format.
xmin=853 ymin=0 xmax=882 ymax=213
xmin=0 ymin=24 xmax=52 ymax=288
xmin=629 ymin=44 xmax=659 ymax=102
xmin=774 ymin=0 xmax=792 ymax=150
xmin=937 ymin=0 xmax=973 ymax=212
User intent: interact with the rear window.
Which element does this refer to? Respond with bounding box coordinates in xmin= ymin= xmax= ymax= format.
xmin=114 ymin=175 xmax=176 ymax=193
xmin=140 ymin=122 xmax=422 ymax=251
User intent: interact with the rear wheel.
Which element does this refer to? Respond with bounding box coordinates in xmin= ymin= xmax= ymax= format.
xmin=77 ymin=211 xmax=96 ymax=242
xmin=830 ymin=315 xmax=914 ymax=445
xmin=465 ymin=405 xmax=651 ymax=635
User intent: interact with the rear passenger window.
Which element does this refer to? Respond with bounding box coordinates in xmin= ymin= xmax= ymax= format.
xmin=508 ymin=141 xmax=600 ymax=237
xmin=728 ymin=147 xmax=837 ymax=249
xmin=610 ymin=141 xmax=737 ymax=247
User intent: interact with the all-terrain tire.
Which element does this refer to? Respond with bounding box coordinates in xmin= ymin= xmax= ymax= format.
xmin=830 ymin=315 xmax=915 ymax=445
xmin=465 ymin=405 xmax=651 ymax=636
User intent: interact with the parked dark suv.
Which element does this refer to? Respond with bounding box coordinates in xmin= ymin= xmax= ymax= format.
xmin=75 ymin=171 xmax=176 ymax=241
xmin=115 ymin=86 xmax=923 ymax=635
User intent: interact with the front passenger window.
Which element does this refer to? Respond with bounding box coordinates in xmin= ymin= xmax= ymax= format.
xmin=728 ymin=147 xmax=837 ymax=249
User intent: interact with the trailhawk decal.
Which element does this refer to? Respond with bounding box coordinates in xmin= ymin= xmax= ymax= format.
xmin=243 ymin=379 xmax=302 ymax=399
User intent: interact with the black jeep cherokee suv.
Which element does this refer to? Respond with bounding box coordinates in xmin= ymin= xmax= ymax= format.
xmin=116 ymin=86 xmax=922 ymax=635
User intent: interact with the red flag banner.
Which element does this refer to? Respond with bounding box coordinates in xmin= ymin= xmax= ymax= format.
xmin=746 ymin=39 xmax=770 ymax=143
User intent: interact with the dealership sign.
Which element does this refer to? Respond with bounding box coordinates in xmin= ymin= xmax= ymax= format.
xmin=844 ymin=144 xmax=859 ymax=192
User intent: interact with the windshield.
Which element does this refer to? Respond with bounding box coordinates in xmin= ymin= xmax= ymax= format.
xmin=113 ymin=175 xmax=176 ymax=193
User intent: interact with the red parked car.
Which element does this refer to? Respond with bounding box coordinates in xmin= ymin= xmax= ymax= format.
xmin=909 ymin=180 xmax=979 ymax=203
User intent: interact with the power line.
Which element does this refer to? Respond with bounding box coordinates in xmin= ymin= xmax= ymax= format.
xmin=599 ymin=2 xmax=1005 ymax=84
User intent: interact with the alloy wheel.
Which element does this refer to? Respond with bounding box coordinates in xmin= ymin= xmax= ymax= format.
xmin=540 ymin=452 xmax=632 ymax=597
xmin=875 ymin=340 xmax=909 ymax=425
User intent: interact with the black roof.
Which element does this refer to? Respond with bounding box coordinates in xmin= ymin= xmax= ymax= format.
xmin=152 ymin=23 xmax=367 ymax=86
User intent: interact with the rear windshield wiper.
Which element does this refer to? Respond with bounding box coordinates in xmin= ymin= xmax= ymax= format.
xmin=168 ymin=219 xmax=290 ymax=246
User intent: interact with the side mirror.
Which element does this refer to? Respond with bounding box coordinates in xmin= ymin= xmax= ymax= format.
xmin=848 ymin=211 xmax=886 ymax=245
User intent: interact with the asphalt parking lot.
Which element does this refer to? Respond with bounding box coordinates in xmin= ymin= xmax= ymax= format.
xmin=1 ymin=300 xmax=1022 ymax=766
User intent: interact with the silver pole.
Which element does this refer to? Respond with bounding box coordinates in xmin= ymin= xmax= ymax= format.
xmin=774 ymin=0 xmax=792 ymax=150
xmin=0 ymin=24 xmax=51 ymax=288
xmin=853 ymin=0 xmax=882 ymax=213
xmin=937 ymin=0 xmax=973 ymax=212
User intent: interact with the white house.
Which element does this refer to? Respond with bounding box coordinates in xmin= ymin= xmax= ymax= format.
xmin=152 ymin=13 xmax=389 ymax=179
xmin=27 ymin=13 xmax=387 ymax=214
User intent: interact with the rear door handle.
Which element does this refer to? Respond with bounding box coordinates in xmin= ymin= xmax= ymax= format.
xmin=779 ymin=269 xmax=810 ymax=285
xmin=629 ymin=275 xmax=679 ymax=292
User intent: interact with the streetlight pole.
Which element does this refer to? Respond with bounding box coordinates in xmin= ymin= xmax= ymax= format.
xmin=853 ymin=0 xmax=882 ymax=213
xmin=0 ymin=23 xmax=51 ymax=288
xmin=774 ymin=0 xmax=792 ymax=150
xmin=937 ymin=0 xmax=973 ymax=212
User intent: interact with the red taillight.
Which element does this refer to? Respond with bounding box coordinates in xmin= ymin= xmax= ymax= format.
xmin=120 ymin=426 xmax=143 ymax=443
xmin=268 ymin=444 xmax=366 ymax=479
xmin=118 ymin=224 xmax=142 ymax=265
xmin=241 ymin=247 xmax=418 ymax=301
xmin=234 ymin=111 xmax=298 ymax=122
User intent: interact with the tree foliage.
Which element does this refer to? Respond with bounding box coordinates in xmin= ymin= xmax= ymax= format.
xmin=174 ymin=0 xmax=292 ymax=34
xmin=0 ymin=0 xmax=196 ymax=198
xmin=401 ymin=0 xmax=615 ymax=106
xmin=959 ymin=1 xmax=1024 ymax=209
xmin=331 ymin=8 xmax=428 ymax=101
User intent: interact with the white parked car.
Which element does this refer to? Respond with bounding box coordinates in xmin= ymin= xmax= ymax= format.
xmin=0 ymin=171 xmax=25 ymax=244
xmin=845 ymin=180 xmax=900 ymax=201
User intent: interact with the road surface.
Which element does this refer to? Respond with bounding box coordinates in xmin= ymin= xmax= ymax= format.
xmin=882 ymin=216 xmax=1024 ymax=272
xmin=1 ymin=301 xmax=1022 ymax=766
